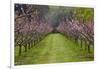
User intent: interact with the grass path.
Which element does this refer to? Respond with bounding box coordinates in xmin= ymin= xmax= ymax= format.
xmin=15 ymin=33 xmax=94 ymax=65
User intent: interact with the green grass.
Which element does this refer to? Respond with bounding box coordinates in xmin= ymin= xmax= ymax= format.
xmin=15 ymin=33 xmax=94 ymax=65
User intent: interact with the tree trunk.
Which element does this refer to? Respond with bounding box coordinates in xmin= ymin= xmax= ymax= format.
xmin=80 ymin=39 xmax=83 ymax=48
xmin=28 ymin=43 xmax=31 ymax=49
xmin=84 ymin=40 xmax=87 ymax=50
xmin=19 ymin=44 xmax=22 ymax=56
xmin=87 ymin=43 xmax=90 ymax=53
xmin=24 ymin=45 xmax=27 ymax=52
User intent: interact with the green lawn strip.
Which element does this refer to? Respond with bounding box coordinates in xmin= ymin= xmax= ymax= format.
xmin=15 ymin=33 xmax=94 ymax=65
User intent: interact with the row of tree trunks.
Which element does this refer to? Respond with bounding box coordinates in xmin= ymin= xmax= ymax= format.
xmin=17 ymin=34 xmax=47 ymax=56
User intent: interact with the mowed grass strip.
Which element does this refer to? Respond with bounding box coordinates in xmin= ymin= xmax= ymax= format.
xmin=15 ymin=33 xmax=94 ymax=65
